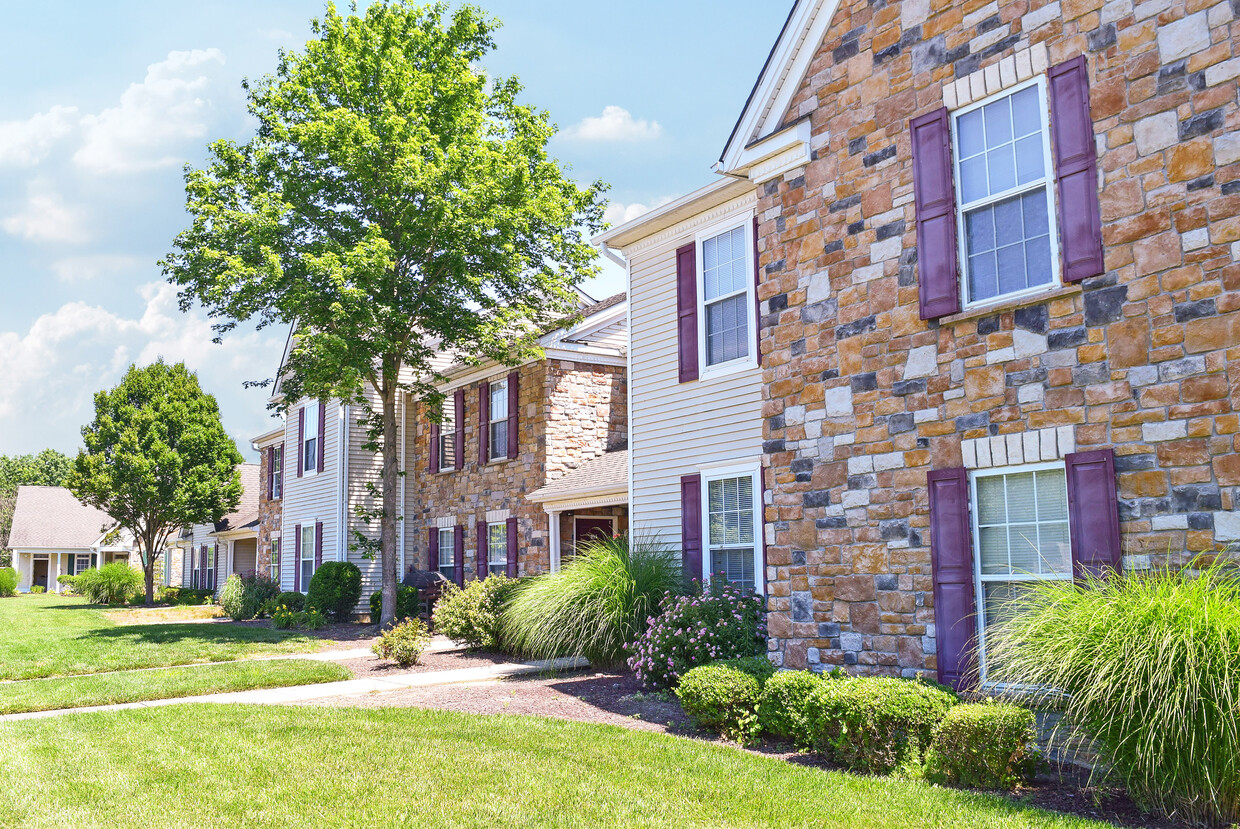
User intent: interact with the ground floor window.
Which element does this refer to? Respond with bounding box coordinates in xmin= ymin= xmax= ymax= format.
xmin=270 ymin=538 xmax=281 ymax=584
xmin=704 ymin=469 xmax=761 ymax=594
xmin=70 ymin=554 xmax=92 ymax=576
xmin=971 ymin=463 xmax=1072 ymax=680
xmin=487 ymin=522 xmax=507 ymax=577
xmin=438 ymin=527 xmax=456 ymax=582
xmin=205 ymin=546 xmax=216 ymax=591
xmin=192 ymin=550 xmax=201 ymax=589
xmin=300 ymin=525 xmax=316 ymax=591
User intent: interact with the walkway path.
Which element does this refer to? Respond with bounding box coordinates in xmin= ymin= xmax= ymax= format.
xmin=0 ymin=656 xmax=588 ymax=723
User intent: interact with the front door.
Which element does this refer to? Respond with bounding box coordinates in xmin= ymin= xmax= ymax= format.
xmin=573 ymin=517 xmax=616 ymax=553
xmin=32 ymin=560 xmax=49 ymax=590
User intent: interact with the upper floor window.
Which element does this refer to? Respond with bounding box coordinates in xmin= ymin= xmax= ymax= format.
xmin=699 ymin=224 xmax=753 ymax=369
xmin=271 ymin=446 xmax=283 ymax=498
xmin=439 ymin=398 xmax=456 ymax=471
xmin=303 ymin=402 xmax=320 ymax=474
xmin=488 ymin=380 xmax=508 ymax=462
xmin=486 ymin=521 xmax=508 ymax=576
xmin=703 ymin=469 xmax=761 ymax=595
xmin=953 ymin=79 xmax=1058 ymax=306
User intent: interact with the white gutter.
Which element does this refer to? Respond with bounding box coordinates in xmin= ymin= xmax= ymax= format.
xmin=599 ymin=244 xmax=627 ymax=270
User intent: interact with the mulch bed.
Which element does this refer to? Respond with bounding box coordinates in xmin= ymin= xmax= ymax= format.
xmin=337 ymin=648 xmax=518 ymax=679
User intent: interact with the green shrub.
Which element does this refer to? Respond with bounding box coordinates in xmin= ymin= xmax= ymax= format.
xmin=432 ymin=576 xmax=519 ymax=651
xmin=372 ymin=618 xmax=431 ymax=667
xmin=272 ymin=604 xmax=297 ymax=629
xmin=924 ymin=702 xmax=1039 ymax=790
xmin=715 ymin=656 xmax=777 ymax=685
xmin=276 ymin=591 xmax=306 ymax=612
xmin=805 ymin=676 xmax=957 ymax=775
xmin=627 ymin=581 xmax=767 ymax=690
xmin=985 ymin=559 xmax=1240 ymax=825
xmin=271 ymin=604 xmax=326 ymax=630
xmin=370 ymin=585 xmax=420 ymax=622
xmin=502 ymin=534 xmax=683 ymax=667
xmin=220 ymin=575 xmax=246 ymax=620
xmin=759 ymin=670 xmax=830 ymax=745
xmin=298 ymin=607 xmax=328 ymax=631
xmin=30 ymin=584 xmax=46 ymax=594
xmin=74 ymin=562 xmax=142 ymax=604
xmin=222 ymin=574 xmax=281 ymax=621
xmin=55 ymin=574 xmax=79 ymax=594
xmin=0 ymin=567 xmax=18 ymax=597
xmin=161 ymin=587 xmax=214 ymax=606
xmin=676 ymin=663 xmax=763 ymax=744
xmin=306 ymin=561 xmax=362 ymax=621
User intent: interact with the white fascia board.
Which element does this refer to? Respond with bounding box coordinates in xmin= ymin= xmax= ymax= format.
xmin=730 ymin=119 xmax=814 ymax=184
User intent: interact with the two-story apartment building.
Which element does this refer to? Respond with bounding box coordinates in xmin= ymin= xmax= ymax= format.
xmin=175 ymin=464 xmax=260 ymax=593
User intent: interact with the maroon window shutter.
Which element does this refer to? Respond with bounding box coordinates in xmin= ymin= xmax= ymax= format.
xmin=317 ymin=402 xmax=326 ymax=472
xmin=428 ymin=528 xmax=439 ymax=571
xmin=1065 ymin=449 xmax=1122 ymax=577
xmin=676 ymin=243 xmax=699 ymax=383
xmin=314 ymin=521 xmax=324 ymax=570
xmin=212 ymin=546 xmax=219 ymax=590
xmin=1049 ymin=56 xmax=1104 ymax=283
xmin=266 ymin=447 xmax=274 ymax=500
xmin=680 ymin=474 xmax=702 ymax=586
xmin=454 ymin=390 xmax=465 ymax=471
xmin=297 ymin=408 xmax=305 ymax=477
xmin=928 ymin=467 xmax=977 ymax=691
xmin=910 ymin=108 xmax=961 ymax=320
xmin=294 ymin=525 xmax=302 ymax=592
xmin=454 ymin=525 xmax=465 ymax=587
xmin=507 ymin=372 xmax=519 ymax=460
xmin=506 ymin=516 xmax=518 ymax=578
xmin=753 ymin=217 xmax=762 ymax=367
xmin=478 ymin=382 xmax=490 ymax=465
xmin=429 ymin=419 xmax=440 ymax=473
xmin=476 ymin=521 xmax=488 ymax=580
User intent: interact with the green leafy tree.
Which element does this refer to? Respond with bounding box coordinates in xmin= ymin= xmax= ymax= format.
xmin=163 ymin=1 xmax=605 ymax=624
xmin=67 ymin=361 xmax=244 ymax=605
xmin=0 ymin=449 xmax=73 ymax=566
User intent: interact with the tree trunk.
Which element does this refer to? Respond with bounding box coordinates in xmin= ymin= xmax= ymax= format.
xmin=379 ymin=383 xmax=400 ymax=627
xmin=141 ymin=537 xmax=157 ymax=608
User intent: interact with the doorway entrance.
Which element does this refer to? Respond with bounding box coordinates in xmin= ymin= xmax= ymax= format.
xmin=32 ymin=559 xmax=49 ymax=591
xmin=573 ymin=516 xmax=616 ymax=553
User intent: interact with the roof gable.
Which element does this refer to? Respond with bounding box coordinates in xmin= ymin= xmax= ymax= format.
xmin=8 ymin=487 xmax=117 ymax=550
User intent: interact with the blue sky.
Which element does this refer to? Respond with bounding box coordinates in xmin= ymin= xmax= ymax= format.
xmin=0 ymin=1 xmax=788 ymax=459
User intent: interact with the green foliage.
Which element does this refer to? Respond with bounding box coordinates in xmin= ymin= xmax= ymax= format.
xmin=74 ymin=563 xmax=144 ymax=605
xmin=276 ymin=592 xmax=306 ymax=613
xmin=0 ymin=567 xmax=16 ymax=597
xmin=924 ymin=702 xmax=1040 ymax=791
xmin=160 ymin=587 xmax=215 ymax=606
xmin=220 ymin=575 xmax=245 ymax=620
xmin=715 ymin=656 xmax=777 ymax=685
xmin=220 ymin=574 xmax=282 ymax=621
xmin=805 ymin=677 xmax=957 ymax=776
xmin=985 ymin=560 xmax=1240 ymax=824
xmin=370 ymin=585 xmax=419 ymax=622
xmin=29 ymin=585 xmax=45 ymax=594
xmin=676 ymin=663 xmax=763 ymax=745
xmin=627 ymin=581 xmax=768 ymax=690
xmin=372 ymin=618 xmax=431 ymax=667
xmin=433 ymin=576 xmax=519 ymax=651
xmin=0 ymin=449 xmax=73 ymax=557
xmin=759 ymin=670 xmax=832 ymax=745
xmin=163 ymin=1 xmax=607 ymax=628
xmin=306 ymin=561 xmax=363 ymax=621
xmin=68 ymin=361 xmax=242 ymax=606
xmin=56 ymin=574 xmax=79 ymax=593
xmin=501 ymin=534 xmax=683 ymax=667
xmin=271 ymin=604 xmax=326 ymax=631
xmin=299 ymin=608 xmax=328 ymax=631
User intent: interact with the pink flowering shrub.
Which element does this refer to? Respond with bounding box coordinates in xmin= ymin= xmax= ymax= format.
xmin=627 ymin=581 xmax=767 ymax=690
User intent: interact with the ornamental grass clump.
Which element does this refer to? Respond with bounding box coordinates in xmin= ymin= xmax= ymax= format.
xmin=502 ymin=534 xmax=682 ymax=667
xmin=985 ymin=559 xmax=1240 ymax=826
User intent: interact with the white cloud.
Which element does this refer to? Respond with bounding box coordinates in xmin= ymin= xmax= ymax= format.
xmin=258 ymin=28 xmax=295 ymax=41
xmin=50 ymin=254 xmax=144 ymax=283
xmin=562 ymin=106 xmax=663 ymax=142
xmin=0 ymin=106 xmax=81 ymax=167
xmin=603 ymin=196 xmax=678 ymax=228
xmin=73 ymin=48 xmax=226 ymax=174
xmin=1 ymin=180 xmax=91 ymax=243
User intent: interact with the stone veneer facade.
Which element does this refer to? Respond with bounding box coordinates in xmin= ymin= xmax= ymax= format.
xmin=408 ymin=359 xmax=627 ymax=577
xmin=755 ymin=0 xmax=1240 ymax=674
xmin=256 ymin=446 xmax=283 ymax=579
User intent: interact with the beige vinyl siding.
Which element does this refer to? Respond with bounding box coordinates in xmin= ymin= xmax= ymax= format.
xmin=280 ymin=398 xmax=344 ymax=593
xmin=183 ymin=524 xmax=219 ymax=589
xmin=345 ymin=389 xmax=389 ymax=608
xmin=627 ymin=198 xmax=764 ymax=555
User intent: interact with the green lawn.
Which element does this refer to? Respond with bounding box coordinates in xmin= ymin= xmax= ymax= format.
xmin=0 ymin=706 xmax=1110 ymax=829
xmin=0 ymin=660 xmax=351 ymax=715
xmin=0 ymin=594 xmax=326 ymax=680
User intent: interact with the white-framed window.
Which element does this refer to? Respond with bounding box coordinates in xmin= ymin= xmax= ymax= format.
xmin=303 ymin=402 xmax=320 ymax=475
xmin=300 ymin=524 xmax=316 ymax=591
xmin=487 ymin=521 xmax=508 ymax=577
xmin=439 ymin=398 xmax=456 ymax=471
xmin=697 ymin=220 xmax=755 ymax=374
xmin=270 ymin=537 xmax=281 ymax=584
xmin=74 ymin=554 xmax=91 ymax=576
xmin=488 ymin=379 xmax=508 ymax=462
xmin=437 ymin=527 xmax=456 ymax=581
xmin=272 ymin=445 xmax=284 ymax=498
xmin=205 ymin=545 xmax=216 ymax=591
xmin=952 ymin=77 xmax=1059 ymax=307
xmin=971 ymin=462 xmax=1073 ymax=681
xmin=702 ymin=466 xmax=763 ymax=595
xmin=191 ymin=549 xmax=200 ymax=589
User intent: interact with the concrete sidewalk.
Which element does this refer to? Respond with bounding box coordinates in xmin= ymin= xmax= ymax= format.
xmin=0 ymin=657 xmax=588 ymax=724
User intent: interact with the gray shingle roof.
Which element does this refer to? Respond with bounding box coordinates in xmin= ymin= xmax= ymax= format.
xmin=215 ymin=464 xmax=261 ymax=532
xmin=528 ymin=449 xmax=629 ymax=503
xmin=8 ymin=486 xmax=116 ymax=550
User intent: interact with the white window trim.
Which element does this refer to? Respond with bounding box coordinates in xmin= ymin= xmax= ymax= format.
xmin=488 ymin=378 xmax=509 ymax=463
xmin=303 ymin=402 xmax=321 ymax=478
xmin=699 ymin=462 xmax=764 ymax=596
xmin=439 ymin=398 xmax=456 ymax=472
xmin=486 ymin=521 xmax=508 ymax=575
xmin=951 ymin=76 xmax=1061 ymax=310
xmin=300 ymin=524 xmax=317 ymax=591
xmin=695 ymin=215 xmax=758 ymax=381
xmin=204 ymin=545 xmax=216 ymax=591
xmin=969 ymin=460 xmax=1073 ymax=682
xmin=270 ymin=536 xmax=281 ymax=583
xmin=437 ymin=527 xmax=456 ymax=577
xmin=272 ymin=446 xmax=284 ymax=498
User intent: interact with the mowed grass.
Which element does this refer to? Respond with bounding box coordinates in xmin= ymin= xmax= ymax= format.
xmin=0 ymin=705 xmax=1110 ymax=829
xmin=0 ymin=660 xmax=350 ymax=715
xmin=0 ymin=594 xmax=326 ymax=680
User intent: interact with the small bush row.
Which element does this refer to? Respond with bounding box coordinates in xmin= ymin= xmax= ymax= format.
xmin=370 ymin=585 xmax=420 ymax=622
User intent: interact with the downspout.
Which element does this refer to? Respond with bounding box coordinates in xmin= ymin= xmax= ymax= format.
xmin=599 ymin=243 xmax=627 ymax=270
xmin=339 ymin=401 xmax=349 ymax=562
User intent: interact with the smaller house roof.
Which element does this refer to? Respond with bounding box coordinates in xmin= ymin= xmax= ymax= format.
xmin=8 ymin=486 xmax=116 ymax=550
xmin=528 ymin=449 xmax=629 ymax=505
xmin=214 ymin=464 xmax=261 ymax=533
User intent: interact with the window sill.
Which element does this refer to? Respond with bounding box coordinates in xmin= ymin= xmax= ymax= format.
xmin=940 ymin=284 xmax=1081 ymax=326
xmin=697 ymin=357 xmax=759 ymax=383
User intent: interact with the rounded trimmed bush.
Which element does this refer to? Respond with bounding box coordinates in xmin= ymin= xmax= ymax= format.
xmin=676 ymin=663 xmax=762 ymax=744
xmin=758 ymin=670 xmax=830 ymax=745
xmin=275 ymin=591 xmax=306 ymax=613
xmin=805 ymin=676 xmax=957 ymax=775
xmin=924 ymin=702 xmax=1040 ymax=790
xmin=306 ymin=561 xmax=363 ymax=621
xmin=0 ymin=567 xmax=18 ymax=597
xmin=715 ymin=656 xmax=777 ymax=686
xmin=433 ymin=576 xmax=519 ymax=651
xmin=370 ymin=585 xmax=419 ymax=622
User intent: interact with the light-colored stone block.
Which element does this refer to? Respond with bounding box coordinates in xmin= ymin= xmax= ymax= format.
xmin=1157 ymin=11 xmax=1210 ymax=64
xmin=970 ymin=72 xmax=986 ymax=102
xmin=853 ymin=263 xmax=884 ymax=282
xmin=1006 ymin=433 xmax=1024 ymax=465
xmin=1024 ymin=2 xmax=1063 ymax=30
xmin=976 ymin=438 xmax=993 ymax=468
xmin=1206 ymin=58 xmax=1240 ymax=87
xmin=1014 ymin=329 xmax=1049 ymax=359
xmin=944 ymin=82 xmax=958 ymax=111
xmin=1208 ymin=0 xmax=1234 ymax=26
xmin=842 ymin=491 xmax=870 ymax=509
xmin=914 ymin=408 xmax=938 ymax=423
xmin=903 ymin=0 xmax=931 ymax=26
xmin=1134 ymin=112 xmax=1179 ymax=156
xmin=944 ymin=388 xmax=965 ymax=400
xmin=986 ymin=346 xmax=1016 ymax=364
xmin=984 ymin=63 xmax=1002 ymax=95
xmin=1101 ymin=0 xmax=1133 ymax=23
xmin=991 ymin=435 xmax=1008 ymax=467
xmin=870 ymin=236 xmax=902 ymax=263
xmin=1018 ymin=383 xmax=1045 ymax=404
xmin=806 ymin=272 xmax=832 ymax=304
xmin=1022 ymin=430 xmax=1041 ymax=461
xmin=1215 ymin=511 xmax=1240 ymax=542
xmin=1135 ymin=0 xmax=1173 ymax=20
xmin=835 ymin=433 xmax=855 ymax=446
xmin=1143 ymin=420 xmax=1188 ymax=442
xmin=1040 ymin=428 xmax=1058 ymax=461
xmin=1216 ymin=133 xmax=1240 ymax=167
xmin=1057 ymin=426 xmax=1076 ymax=456
xmin=823 ymin=386 xmax=854 ymax=418
xmin=1151 ymin=515 xmax=1189 ymax=530
xmin=963 ymin=439 xmax=978 ymax=469
xmin=848 ymin=455 xmax=874 ymax=475
xmin=904 ymin=345 xmax=938 ymax=379
xmin=874 ymin=451 xmax=904 ymax=472
xmin=1182 ymin=228 xmax=1209 ymax=251
xmin=1015 ymin=49 xmax=1034 ymax=81
xmin=784 ymin=405 xmax=806 ymax=426
xmin=1030 ymin=42 xmax=1048 ymax=74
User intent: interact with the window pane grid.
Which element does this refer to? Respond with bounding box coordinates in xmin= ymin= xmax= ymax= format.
xmin=701 ymin=225 xmax=750 ymax=368
xmin=706 ymin=474 xmax=758 ymax=594
xmin=438 ymin=528 xmax=455 ymax=580
xmin=488 ymin=523 xmax=507 ymax=576
xmin=976 ymin=470 xmax=1071 ymax=579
